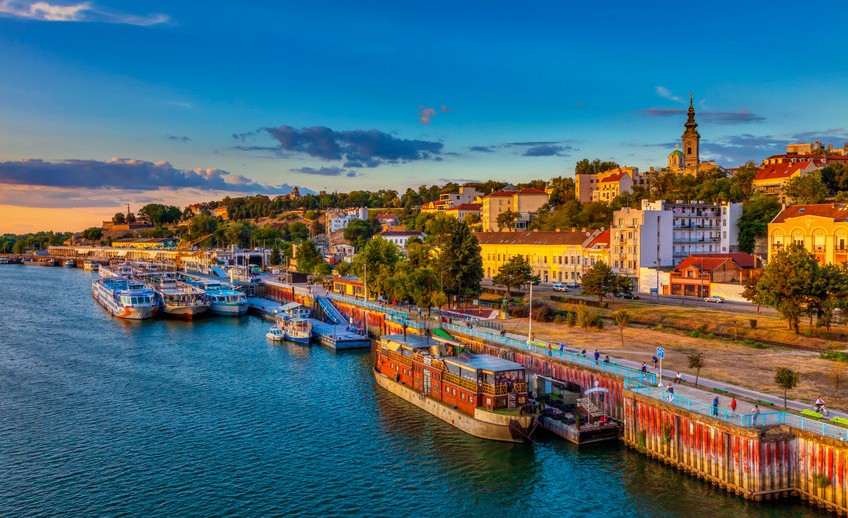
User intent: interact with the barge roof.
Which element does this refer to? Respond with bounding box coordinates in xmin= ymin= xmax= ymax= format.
xmin=444 ymin=354 xmax=525 ymax=373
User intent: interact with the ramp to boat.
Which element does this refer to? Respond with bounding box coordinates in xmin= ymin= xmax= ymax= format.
xmin=316 ymin=296 xmax=347 ymax=325
xmin=431 ymin=328 xmax=454 ymax=341
xmin=211 ymin=266 xmax=228 ymax=277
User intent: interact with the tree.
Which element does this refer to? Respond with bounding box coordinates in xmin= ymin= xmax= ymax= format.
xmin=581 ymin=261 xmax=620 ymax=302
xmin=344 ymin=218 xmax=380 ymax=250
xmin=492 ymin=255 xmax=532 ymax=298
xmin=784 ymin=171 xmax=828 ymax=204
xmin=269 ymin=247 xmax=282 ymax=266
xmin=223 ymin=221 xmax=253 ymax=248
xmin=614 ymin=309 xmax=631 ymax=346
xmin=295 ymin=240 xmax=324 ymax=273
xmin=775 ymin=367 xmax=800 ymax=408
xmin=429 ymin=218 xmax=483 ymax=301
xmin=737 ymin=194 xmax=781 ymax=254
xmin=496 ymin=210 xmax=521 ymax=231
xmin=188 ymin=213 xmax=218 ymax=238
xmin=575 ymin=158 xmax=620 ymax=176
xmin=81 ymin=227 xmax=103 ymax=242
xmin=576 ymin=303 xmax=595 ymax=336
xmin=112 ymin=212 xmax=126 ymax=224
xmin=755 ymin=244 xmax=819 ymax=333
xmin=350 ymin=237 xmax=403 ymax=298
xmin=140 ymin=203 xmax=181 ymax=226
xmin=687 ymin=351 xmax=705 ymax=387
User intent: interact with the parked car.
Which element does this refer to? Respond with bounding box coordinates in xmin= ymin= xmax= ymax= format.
xmin=552 ymin=282 xmax=568 ymax=292
xmin=565 ymin=282 xmax=581 ymax=289
xmin=704 ymin=295 xmax=724 ymax=303
xmin=618 ymin=292 xmax=640 ymax=300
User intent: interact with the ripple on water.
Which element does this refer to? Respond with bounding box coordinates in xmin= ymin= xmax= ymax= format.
xmin=0 ymin=267 xmax=830 ymax=517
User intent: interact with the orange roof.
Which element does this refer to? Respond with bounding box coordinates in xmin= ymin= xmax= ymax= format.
xmin=585 ymin=230 xmax=610 ymax=249
xmin=679 ymin=253 xmax=759 ymax=269
xmin=754 ymin=161 xmax=815 ymax=182
xmin=484 ymin=188 xmax=547 ymax=198
xmin=674 ymin=256 xmax=730 ymax=272
xmin=475 ymin=231 xmax=590 ymax=246
xmin=600 ymin=172 xmax=628 ymax=183
xmin=772 ymin=203 xmax=848 ymax=224
xmin=446 ymin=203 xmax=481 ymax=211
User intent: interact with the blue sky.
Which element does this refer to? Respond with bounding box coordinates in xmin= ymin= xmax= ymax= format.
xmin=1 ymin=0 xmax=848 ymax=231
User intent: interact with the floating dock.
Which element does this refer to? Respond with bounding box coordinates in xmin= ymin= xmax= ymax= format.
xmin=539 ymin=416 xmax=619 ymax=445
xmin=247 ymin=297 xmax=284 ymax=319
xmin=312 ymin=320 xmax=371 ymax=349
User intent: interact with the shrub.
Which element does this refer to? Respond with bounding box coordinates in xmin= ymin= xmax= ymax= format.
xmin=565 ymin=312 xmax=577 ymax=328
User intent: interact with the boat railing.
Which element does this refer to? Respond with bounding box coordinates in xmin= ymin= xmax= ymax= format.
xmin=443 ymin=372 xmax=479 ymax=392
xmin=386 ymin=350 xmax=412 ymax=367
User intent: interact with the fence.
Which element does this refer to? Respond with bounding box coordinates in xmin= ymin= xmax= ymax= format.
xmin=625 ymin=382 xmax=848 ymax=439
xmin=327 ymin=292 xmax=426 ymax=329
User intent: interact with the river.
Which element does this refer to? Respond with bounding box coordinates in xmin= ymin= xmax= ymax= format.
xmin=0 ymin=266 xmax=827 ymax=517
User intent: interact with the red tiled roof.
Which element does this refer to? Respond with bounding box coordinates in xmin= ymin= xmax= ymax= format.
xmin=474 ymin=231 xmax=591 ymax=246
xmin=681 ymin=253 xmax=759 ymax=269
xmin=485 ymin=188 xmax=547 ymax=198
xmin=584 ymin=230 xmax=610 ymax=248
xmin=772 ymin=203 xmax=848 ymax=224
xmin=754 ymin=161 xmax=816 ymax=182
xmin=600 ymin=172 xmax=628 ymax=183
xmin=446 ymin=203 xmax=481 ymax=211
xmin=674 ymin=256 xmax=730 ymax=272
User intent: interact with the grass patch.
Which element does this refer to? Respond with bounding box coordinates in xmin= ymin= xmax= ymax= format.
xmin=742 ymin=339 xmax=769 ymax=349
xmin=820 ymin=351 xmax=848 ymax=362
xmin=802 ymin=409 xmax=824 ymax=419
xmin=832 ymin=416 xmax=848 ymax=426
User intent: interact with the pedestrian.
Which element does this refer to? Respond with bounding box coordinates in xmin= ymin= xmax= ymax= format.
xmin=547 ymin=342 xmax=552 ymax=356
xmin=603 ymin=355 xmax=610 ymax=363
xmin=594 ymin=350 xmax=600 ymax=363
xmin=666 ymin=384 xmax=674 ymax=402
xmin=641 ymin=362 xmax=647 ymax=373
xmin=730 ymin=397 xmax=737 ymax=415
xmin=652 ymin=355 xmax=658 ymax=368
xmin=752 ymin=404 xmax=760 ymax=425
xmin=676 ymin=371 xmax=683 ymax=384
xmin=712 ymin=396 xmax=719 ymax=417
xmin=559 ymin=342 xmax=564 ymax=352
xmin=581 ymin=349 xmax=586 ymax=356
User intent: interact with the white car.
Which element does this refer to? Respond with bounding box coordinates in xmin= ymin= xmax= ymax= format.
xmin=704 ymin=295 xmax=724 ymax=303
xmin=552 ymin=282 xmax=568 ymax=292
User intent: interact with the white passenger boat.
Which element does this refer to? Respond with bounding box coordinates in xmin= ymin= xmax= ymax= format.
xmin=284 ymin=317 xmax=312 ymax=344
xmin=99 ymin=264 xmax=134 ymax=278
xmin=149 ymin=274 xmax=210 ymax=319
xmin=0 ymin=257 xmax=9 ymax=265
xmin=91 ymin=276 xmax=158 ymax=320
xmin=63 ymin=259 xmax=76 ymax=268
xmin=186 ymin=280 xmax=248 ymax=316
xmin=82 ymin=260 xmax=99 ymax=272
xmin=266 ymin=326 xmax=284 ymax=341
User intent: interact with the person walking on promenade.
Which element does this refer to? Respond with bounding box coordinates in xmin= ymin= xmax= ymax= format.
xmin=712 ymin=396 xmax=719 ymax=417
xmin=652 ymin=355 xmax=658 ymax=369
xmin=752 ymin=404 xmax=760 ymax=425
xmin=730 ymin=397 xmax=737 ymax=415
xmin=641 ymin=362 xmax=647 ymax=373
xmin=594 ymin=350 xmax=600 ymax=363
xmin=666 ymin=384 xmax=675 ymax=402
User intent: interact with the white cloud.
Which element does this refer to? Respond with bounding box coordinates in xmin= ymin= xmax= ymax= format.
xmin=655 ymin=86 xmax=684 ymax=104
xmin=0 ymin=0 xmax=169 ymax=26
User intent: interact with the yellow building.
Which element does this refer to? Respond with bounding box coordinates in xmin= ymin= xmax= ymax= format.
xmin=575 ymin=166 xmax=641 ymax=203
xmin=752 ymin=159 xmax=820 ymax=197
xmin=479 ymin=188 xmax=549 ymax=231
xmin=112 ymin=238 xmax=179 ymax=249
xmin=768 ymin=203 xmax=848 ymax=265
xmin=475 ymin=229 xmax=604 ymax=284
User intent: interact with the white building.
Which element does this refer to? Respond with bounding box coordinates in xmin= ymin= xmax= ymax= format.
xmin=378 ymin=231 xmax=425 ymax=249
xmin=327 ymin=207 xmax=368 ymax=233
xmin=611 ymin=200 xmax=742 ymax=290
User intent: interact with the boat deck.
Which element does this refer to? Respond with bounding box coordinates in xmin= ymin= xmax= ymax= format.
xmin=312 ymin=320 xmax=371 ymax=349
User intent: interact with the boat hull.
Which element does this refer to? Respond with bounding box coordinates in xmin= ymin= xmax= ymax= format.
xmin=161 ymin=305 xmax=210 ymax=319
xmin=91 ymin=283 xmax=158 ymax=320
xmin=373 ymin=370 xmax=535 ymax=443
xmin=209 ymin=303 xmax=248 ymax=316
xmin=284 ymin=332 xmax=311 ymax=344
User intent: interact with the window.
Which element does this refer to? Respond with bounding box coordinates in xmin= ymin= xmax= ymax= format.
xmin=461 ymin=393 xmax=466 ymax=400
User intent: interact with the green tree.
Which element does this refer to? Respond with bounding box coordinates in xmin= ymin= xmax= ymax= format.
xmin=737 ymin=194 xmax=781 ymax=254
xmin=687 ymin=352 xmax=705 ymax=387
xmin=774 ymin=367 xmax=800 ymax=408
xmin=188 ymin=213 xmax=218 ymax=238
xmin=295 ymin=240 xmax=324 ymax=273
xmin=729 ymin=161 xmax=759 ymax=201
xmin=344 ymin=218 xmax=380 ymax=250
xmin=492 ymin=255 xmax=533 ymax=298
xmin=429 ymin=219 xmax=483 ymax=301
xmin=755 ymin=244 xmax=819 ymax=333
xmin=350 ymin=237 xmax=403 ymax=299
xmin=496 ymin=210 xmax=521 ymax=231
xmin=581 ymin=260 xmax=620 ymax=302
xmin=81 ymin=227 xmax=103 ymax=242
xmin=614 ymin=309 xmax=631 ymax=346
xmin=223 ymin=221 xmax=253 ymax=248
xmin=269 ymin=247 xmax=282 ymax=266
xmin=112 ymin=212 xmax=126 ymax=224
xmin=140 ymin=204 xmax=182 ymax=226
xmin=575 ymin=158 xmax=620 ymax=176
xmin=784 ymin=171 xmax=828 ymax=204
xmin=576 ymin=303 xmax=595 ymax=335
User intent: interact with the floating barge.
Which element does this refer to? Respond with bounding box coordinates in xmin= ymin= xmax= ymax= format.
xmin=312 ymin=320 xmax=371 ymax=349
xmin=374 ymin=334 xmax=538 ymax=443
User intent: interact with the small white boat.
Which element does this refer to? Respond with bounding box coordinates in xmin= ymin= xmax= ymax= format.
xmin=63 ymin=259 xmax=76 ymax=268
xmin=0 ymin=257 xmax=9 ymax=265
xmin=266 ymin=326 xmax=284 ymax=341
xmin=83 ymin=260 xmax=99 ymax=271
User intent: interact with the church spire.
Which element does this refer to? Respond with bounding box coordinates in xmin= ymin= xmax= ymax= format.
xmin=685 ymin=92 xmax=697 ymax=132
xmin=681 ymin=92 xmax=700 ymax=170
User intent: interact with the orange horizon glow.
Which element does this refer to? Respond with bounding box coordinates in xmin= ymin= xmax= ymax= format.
xmin=0 ymin=205 xmax=122 ymax=234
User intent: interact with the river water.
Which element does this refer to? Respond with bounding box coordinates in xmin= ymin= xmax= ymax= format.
xmin=0 ymin=266 xmax=828 ymax=517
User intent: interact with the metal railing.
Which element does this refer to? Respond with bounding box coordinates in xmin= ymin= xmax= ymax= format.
xmin=625 ymin=381 xmax=848 ymax=439
xmin=327 ymin=292 xmax=426 ymax=329
xmin=442 ymin=322 xmax=657 ymax=384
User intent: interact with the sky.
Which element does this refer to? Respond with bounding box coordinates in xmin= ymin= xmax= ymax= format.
xmin=1 ymin=0 xmax=848 ymax=232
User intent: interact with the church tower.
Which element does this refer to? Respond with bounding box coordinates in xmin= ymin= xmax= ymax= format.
xmin=682 ymin=93 xmax=700 ymax=170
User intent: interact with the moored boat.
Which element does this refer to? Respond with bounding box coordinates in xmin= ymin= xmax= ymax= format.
xmin=0 ymin=257 xmax=9 ymax=265
xmin=91 ymin=276 xmax=158 ymax=320
xmin=145 ymin=273 xmax=210 ymax=319
xmin=266 ymin=326 xmax=284 ymax=341
xmin=82 ymin=260 xmax=100 ymax=272
xmin=374 ymin=334 xmax=538 ymax=443
xmin=283 ymin=317 xmax=312 ymax=344
xmin=204 ymin=282 xmax=248 ymax=316
xmin=63 ymin=259 xmax=76 ymax=268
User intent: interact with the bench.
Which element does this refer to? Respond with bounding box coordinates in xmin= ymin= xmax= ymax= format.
xmin=713 ymin=388 xmax=730 ymax=395
xmin=756 ymin=399 xmax=776 ymax=407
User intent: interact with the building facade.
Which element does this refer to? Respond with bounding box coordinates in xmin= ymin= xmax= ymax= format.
xmin=475 ymin=229 xmax=604 ymax=284
xmin=378 ymin=230 xmax=425 ymax=249
xmin=479 ymin=188 xmax=549 ymax=231
xmin=328 ymin=207 xmax=369 ymax=233
xmin=768 ymin=203 xmax=848 ymax=265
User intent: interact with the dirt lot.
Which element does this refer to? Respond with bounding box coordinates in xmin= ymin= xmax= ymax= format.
xmin=498 ymin=305 xmax=848 ymax=412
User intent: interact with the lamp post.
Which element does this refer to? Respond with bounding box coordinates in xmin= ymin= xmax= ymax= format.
xmin=527 ymin=279 xmax=533 ymax=349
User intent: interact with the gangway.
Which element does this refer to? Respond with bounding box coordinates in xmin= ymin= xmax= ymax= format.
xmin=317 ymin=296 xmax=347 ymax=325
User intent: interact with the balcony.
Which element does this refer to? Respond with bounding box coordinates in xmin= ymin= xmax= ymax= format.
xmin=443 ymin=372 xmax=479 ymax=392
